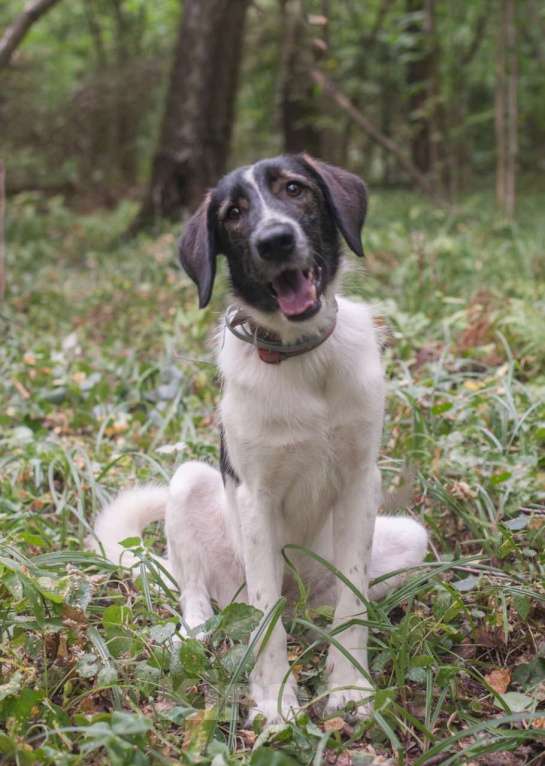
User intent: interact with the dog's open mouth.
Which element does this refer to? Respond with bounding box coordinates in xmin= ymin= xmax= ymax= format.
xmin=269 ymin=267 xmax=322 ymax=321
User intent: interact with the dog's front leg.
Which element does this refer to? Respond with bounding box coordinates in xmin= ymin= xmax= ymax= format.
xmin=237 ymin=486 xmax=300 ymax=723
xmin=325 ymin=465 xmax=380 ymax=718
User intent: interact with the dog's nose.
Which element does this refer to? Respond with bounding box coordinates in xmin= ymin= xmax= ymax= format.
xmin=256 ymin=225 xmax=295 ymax=261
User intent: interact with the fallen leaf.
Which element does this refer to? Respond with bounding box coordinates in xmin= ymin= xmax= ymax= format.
xmin=496 ymin=691 xmax=535 ymax=712
xmin=485 ymin=667 xmax=511 ymax=694
xmin=451 ymin=480 xmax=477 ymax=500
xmin=456 ymin=638 xmax=477 ymax=660
xmin=239 ymin=729 xmax=257 ymax=747
xmin=13 ymin=379 xmax=30 ymax=399
xmin=323 ymin=716 xmax=345 ymax=732
xmin=183 ymin=707 xmax=217 ymax=751
xmin=464 ymin=379 xmax=485 ymax=391
xmin=105 ymin=419 xmax=130 ymax=436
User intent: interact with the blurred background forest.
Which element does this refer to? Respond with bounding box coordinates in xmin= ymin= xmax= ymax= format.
xmin=1 ymin=0 xmax=544 ymax=229
xmin=2 ymin=4 xmax=545 ymax=765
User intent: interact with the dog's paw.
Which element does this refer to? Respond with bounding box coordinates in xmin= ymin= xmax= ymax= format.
xmin=324 ymin=687 xmax=373 ymax=720
xmin=246 ymin=688 xmax=301 ymax=725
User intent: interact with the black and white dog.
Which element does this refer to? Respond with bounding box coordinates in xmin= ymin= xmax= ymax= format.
xmin=93 ymin=154 xmax=428 ymax=723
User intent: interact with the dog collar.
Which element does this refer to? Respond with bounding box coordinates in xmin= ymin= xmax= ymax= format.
xmin=225 ymin=301 xmax=338 ymax=364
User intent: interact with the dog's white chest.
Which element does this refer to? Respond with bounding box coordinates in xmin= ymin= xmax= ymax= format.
xmin=218 ymin=297 xmax=385 ymax=546
xmin=222 ymin=378 xmax=340 ymax=542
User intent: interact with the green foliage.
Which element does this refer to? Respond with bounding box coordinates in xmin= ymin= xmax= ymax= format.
xmin=1 ymin=0 xmax=180 ymax=195
xmin=0 ymin=190 xmax=544 ymax=763
xmin=2 ymin=0 xmax=545 ymax=199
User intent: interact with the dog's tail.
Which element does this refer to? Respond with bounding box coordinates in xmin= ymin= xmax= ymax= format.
xmin=90 ymin=486 xmax=171 ymax=572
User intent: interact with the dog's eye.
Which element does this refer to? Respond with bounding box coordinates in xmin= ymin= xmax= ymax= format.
xmin=226 ymin=206 xmax=241 ymax=221
xmin=286 ymin=181 xmax=303 ymax=197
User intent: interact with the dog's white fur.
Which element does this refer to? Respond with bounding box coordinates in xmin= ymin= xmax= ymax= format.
xmin=92 ymin=288 xmax=428 ymax=723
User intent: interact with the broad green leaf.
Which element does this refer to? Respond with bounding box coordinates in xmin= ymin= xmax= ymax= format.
xmin=218 ymin=602 xmax=262 ymax=641
xmin=496 ymin=692 xmax=536 ymax=712
xmin=149 ymin=622 xmax=176 ymax=643
xmin=110 ymin=711 xmax=152 ymax=736
xmin=452 ymin=575 xmax=480 ymax=592
xmin=180 ymin=639 xmax=208 ymax=676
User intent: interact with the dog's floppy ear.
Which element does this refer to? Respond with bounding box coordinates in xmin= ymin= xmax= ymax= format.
xmin=178 ymin=192 xmax=217 ymax=308
xmin=300 ymin=154 xmax=368 ymax=257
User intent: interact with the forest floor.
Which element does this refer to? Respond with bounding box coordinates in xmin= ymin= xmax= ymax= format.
xmin=1 ymin=189 xmax=544 ymax=765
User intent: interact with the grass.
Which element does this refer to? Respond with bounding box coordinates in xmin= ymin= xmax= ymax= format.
xmin=0 ymin=187 xmax=544 ymax=765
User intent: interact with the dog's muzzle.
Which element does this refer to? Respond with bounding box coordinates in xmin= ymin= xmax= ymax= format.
xmin=251 ymin=220 xmax=321 ymax=321
xmin=255 ymin=224 xmax=295 ymax=262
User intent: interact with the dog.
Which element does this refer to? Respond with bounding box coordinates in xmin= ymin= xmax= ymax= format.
xmin=92 ymin=154 xmax=428 ymax=723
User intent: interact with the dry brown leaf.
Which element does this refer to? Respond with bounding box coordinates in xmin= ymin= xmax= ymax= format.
xmin=451 ymin=480 xmax=477 ymax=500
xmin=323 ymin=716 xmax=345 ymax=733
xmin=105 ymin=419 xmax=129 ymax=436
xmin=239 ymin=729 xmax=257 ymax=747
xmin=456 ymin=637 xmax=477 ymax=660
xmin=485 ymin=667 xmax=511 ymax=694
xmin=62 ymin=604 xmax=87 ymax=625
xmin=13 ymin=379 xmax=30 ymax=399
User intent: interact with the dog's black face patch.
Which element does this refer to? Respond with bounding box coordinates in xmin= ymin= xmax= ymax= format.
xmin=179 ymin=154 xmax=367 ymax=320
xmin=212 ymin=156 xmax=342 ymax=320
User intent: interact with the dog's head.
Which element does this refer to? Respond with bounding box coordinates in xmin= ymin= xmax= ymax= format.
xmin=179 ymin=154 xmax=367 ymax=323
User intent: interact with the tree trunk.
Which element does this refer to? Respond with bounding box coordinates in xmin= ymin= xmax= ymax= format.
xmin=380 ymin=47 xmax=394 ymax=184
xmin=405 ymin=0 xmax=433 ymax=175
xmin=111 ymin=0 xmax=138 ymax=185
xmin=0 ymin=0 xmax=63 ymax=69
xmin=314 ymin=0 xmax=342 ymax=162
xmin=279 ymin=0 xmax=322 ymax=156
xmin=425 ymin=0 xmax=452 ymax=196
xmin=0 ymin=161 xmax=5 ymax=300
xmin=449 ymin=10 xmax=489 ymax=195
xmin=495 ymin=0 xmax=517 ymax=217
xmin=131 ymin=0 xmax=250 ymax=230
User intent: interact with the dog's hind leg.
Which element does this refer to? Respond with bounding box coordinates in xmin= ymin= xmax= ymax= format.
xmin=165 ymin=461 xmax=244 ymax=635
xmin=307 ymin=515 xmax=428 ymax=607
xmin=368 ymin=516 xmax=428 ymax=600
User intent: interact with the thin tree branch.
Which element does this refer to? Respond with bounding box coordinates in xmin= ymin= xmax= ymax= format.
xmin=0 ymin=0 xmax=63 ymax=70
xmin=461 ymin=11 xmax=488 ymax=67
xmin=311 ymin=69 xmax=433 ymax=194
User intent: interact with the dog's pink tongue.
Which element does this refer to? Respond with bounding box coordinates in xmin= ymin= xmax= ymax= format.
xmin=272 ymin=270 xmax=315 ymax=317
